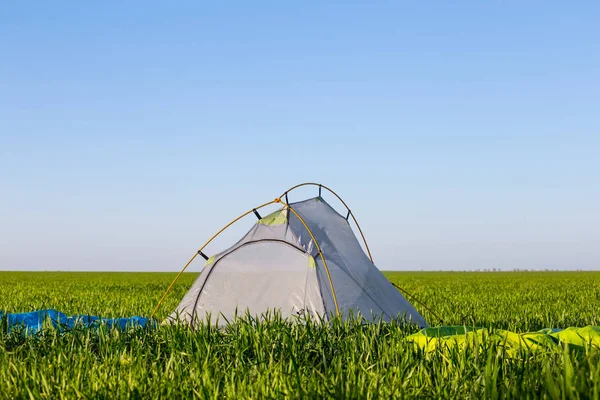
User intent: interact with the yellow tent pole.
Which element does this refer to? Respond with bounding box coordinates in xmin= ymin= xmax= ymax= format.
xmin=150 ymin=252 xmax=199 ymax=318
xmin=280 ymin=182 xmax=374 ymax=264
xmin=276 ymin=198 xmax=341 ymax=317
xmin=150 ymin=199 xmax=278 ymax=319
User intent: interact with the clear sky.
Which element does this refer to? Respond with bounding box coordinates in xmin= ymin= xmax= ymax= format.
xmin=1 ymin=1 xmax=599 ymax=271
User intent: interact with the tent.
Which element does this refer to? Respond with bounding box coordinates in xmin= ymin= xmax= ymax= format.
xmin=158 ymin=184 xmax=426 ymax=328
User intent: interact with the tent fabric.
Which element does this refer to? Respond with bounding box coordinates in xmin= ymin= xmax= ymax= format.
xmin=186 ymin=241 xmax=324 ymax=325
xmin=0 ymin=309 xmax=148 ymax=333
xmin=258 ymin=209 xmax=288 ymax=226
xmin=288 ymin=197 xmax=427 ymax=326
xmin=168 ymin=221 xmax=309 ymax=325
xmin=406 ymin=326 xmax=600 ymax=356
xmin=168 ymin=196 xmax=427 ymax=328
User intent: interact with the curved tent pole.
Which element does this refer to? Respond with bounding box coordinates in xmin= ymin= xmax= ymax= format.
xmin=276 ymin=198 xmax=341 ymax=317
xmin=150 ymin=197 xmax=342 ymax=319
xmin=280 ymin=183 xmax=374 ymax=264
xmin=150 ymin=199 xmax=278 ymax=319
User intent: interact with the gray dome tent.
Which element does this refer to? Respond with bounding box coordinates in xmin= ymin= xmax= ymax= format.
xmin=156 ymin=184 xmax=427 ymax=328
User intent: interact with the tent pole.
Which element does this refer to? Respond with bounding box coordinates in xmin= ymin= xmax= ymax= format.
xmin=150 ymin=200 xmax=278 ymax=319
xmin=279 ymin=182 xmax=374 ymax=264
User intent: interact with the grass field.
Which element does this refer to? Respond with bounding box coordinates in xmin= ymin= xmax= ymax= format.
xmin=1 ymin=271 xmax=599 ymax=398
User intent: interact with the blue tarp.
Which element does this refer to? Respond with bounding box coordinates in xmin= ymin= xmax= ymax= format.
xmin=0 ymin=309 xmax=149 ymax=333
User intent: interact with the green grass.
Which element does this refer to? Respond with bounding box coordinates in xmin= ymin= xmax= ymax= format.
xmin=386 ymin=271 xmax=600 ymax=331
xmin=1 ymin=271 xmax=600 ymax=398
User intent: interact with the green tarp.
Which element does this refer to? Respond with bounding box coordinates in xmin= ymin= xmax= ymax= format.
xmin=406 ymin=326 xmax=600 ymax=356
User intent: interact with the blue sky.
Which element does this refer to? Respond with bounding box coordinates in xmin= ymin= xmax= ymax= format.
xmin=1 ymin=1 xmax=599 ymax=271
